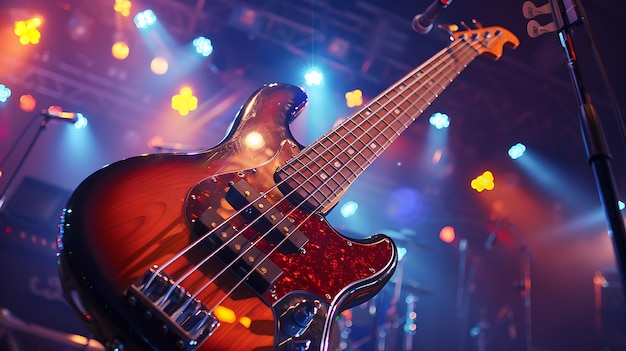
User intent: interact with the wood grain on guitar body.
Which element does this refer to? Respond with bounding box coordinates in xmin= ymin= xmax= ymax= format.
xmin=57 ymin=25 xmax=518 ymax=350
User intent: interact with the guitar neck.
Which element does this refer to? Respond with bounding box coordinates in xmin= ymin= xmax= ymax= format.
xmin=277 ymin=39 xmax=480 ymax=211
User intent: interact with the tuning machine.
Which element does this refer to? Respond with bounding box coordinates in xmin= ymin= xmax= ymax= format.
xmin=521 ymin=0 xmax=582 ymax=38
xmin=437 ymin=23 xmax=459 ymax=34
xmin=522 ymin=1 xmax=552 ymax=19
xmin=436 ymin=18 xmax=481 ymax=35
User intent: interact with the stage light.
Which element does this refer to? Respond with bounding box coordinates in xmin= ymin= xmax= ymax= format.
xmin=439 ymin=225 xmax=456 ymax=243
xmin=67 ymin=13 xmax=93 ymax=42
xmin=508 ymin=143 xmax=526 ymax=159
xmin=73 ymin=113 xmax=88 ymax=129
xmin=237 ymin=8 xmax=257 ymax=27
xmin=19 ymin=94 xmax=36 ymax=112
xmin=0 ymin=84 xmax=11 ymax=103
xmin=304 ymin=69 xmax=323 ymax=86
xmin=193 ymin=36 xmax=214 ymax=57
xmin=345 ymin=89 xmax=363 ymax=108
xmin=150 ymin=56 xmax=168 ymax=75
xmin=228 ymin=7 xmax=262 ymax=33
xmin=340 ymin=201 xmax=358 ymax=218
xmin=43 ymin=106 xmax=88 ymax=129
xmin=114 ymin=0 xmax=132 ymax=17
xmin=134 ymin=9 xmax=156 ymax=29
xmin=397 ymin=247 xmax=408 ymax=261
xmin=112 ymin=41 xmax=130 ymax=60
xmin=327 ymin=37 xmax=350 ymax=59
xmin=429 ymin=112 xmax=450 ymax=129
xmin=171 ymin=87 xmax=198 ymax=116
xmin=471 ymin=171 xmax=495 ymax=192
xmin=14 ymin=17 xmax=42 ymax=45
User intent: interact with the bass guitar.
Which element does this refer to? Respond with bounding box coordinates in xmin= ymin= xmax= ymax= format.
xmin=57 ymin=25 xmax=518 ymax=350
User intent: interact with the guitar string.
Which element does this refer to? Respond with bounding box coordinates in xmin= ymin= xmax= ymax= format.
xmin=151 ymin=38 xmax=479 ymax=314
xmin=201 ymin=39 xmax=481 ymax=313
xmin=152 ymin=38 xmax=478 ymax=317
xmin=148 ymin=38 xmax=480 ymax=315
xmin=143 ymin=37 xmax=475 ymax=299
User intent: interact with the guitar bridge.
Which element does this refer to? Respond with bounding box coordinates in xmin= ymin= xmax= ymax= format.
xmin=124 ymin=267 xmax=220 ymax=350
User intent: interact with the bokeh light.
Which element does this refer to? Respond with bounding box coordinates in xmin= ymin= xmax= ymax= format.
xmin=14 ymin=17 xmax=42 ymax=45
xmin=150 ymin=57 xmax=169 ymax=75
xmin=112 ymin=41 xmax=130 ymax=60
xmin=19 ymin=94 xmax=37 ymax=112
xmin=171 ymin=87 xmax=198 ymax=116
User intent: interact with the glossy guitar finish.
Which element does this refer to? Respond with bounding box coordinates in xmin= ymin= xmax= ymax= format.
xmin=58 ymin=26 xmax=519 ymax=351
xmin=58 ymin=84 xmax=397 ymax=350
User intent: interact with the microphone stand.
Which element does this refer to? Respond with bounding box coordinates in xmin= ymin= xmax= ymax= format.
xmin=0 ymin=115 xmax=52 ymax=211
xmin=553 ymin=1 xmax=626 ymax=298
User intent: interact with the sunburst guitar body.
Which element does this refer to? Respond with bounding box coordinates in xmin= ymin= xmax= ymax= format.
xmin=57 ymin=25 xmax=518 ymax=350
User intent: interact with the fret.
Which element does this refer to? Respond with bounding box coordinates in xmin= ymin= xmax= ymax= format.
xmin=377 ymin=94 xmax=390 ymax=105
xmin=312 ymin=188 xmax=330 ymax=207
xmin=349 ymin=136 xmax=367 ymax=153
xmin=345 ymin=158 xmax=364 ymax=175
xmin=383 ymin=124 xmax=400 ymax=140
xmin=297 ymin=152 xmax=315 ymax=167
xmin=349 ymin=151 xmax=369 ymax=168
xmin=275 ymin=39 xmax=482 ymax=211
xmin=359 ymin=117 xmax=374 ymax=133
xmin=398 ymin=99 xmax=422 ymax=120
xmin=368 ymin=101 xmax=386 ymax=114
xmin=330 ymin=128 xmax=349 ymax=143
xmin=394 ymin=92 xmax=428 ymax=115
xmin=353 ymin=111 xmax=367 ymax=124
xmin=300 ymin=178 xmax=317 ymax=196
xmin=318 ymin=147 xmax=336 ymax=163
xmin=368 ymin=120 xmax=385 ymax=135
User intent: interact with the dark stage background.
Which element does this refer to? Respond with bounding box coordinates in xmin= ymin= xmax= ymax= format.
xmin=1 ymin=0 xmax=626 ymax=350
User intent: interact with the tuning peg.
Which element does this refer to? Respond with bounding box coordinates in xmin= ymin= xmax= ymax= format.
xmin=522 ymin=1 xmax=552 ymax=19
xmin=459 ymin=20 xmax=472 ymax=31
xmin=437 ymin=23 xmax=460 ymax=33
xmin=526 ymin=19 xmax=557 ymax=37
xmin=471 ymin=19 xmax=483 ymax=29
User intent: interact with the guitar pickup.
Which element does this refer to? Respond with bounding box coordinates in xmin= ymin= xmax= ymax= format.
xmin=225 ymin=179 xmax=309 ymax=253
xmin=194 ymin=210 xmax=283 ymax=293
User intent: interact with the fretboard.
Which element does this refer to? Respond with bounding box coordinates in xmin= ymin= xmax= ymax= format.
xmin=276 ymin=38 xmax=480 ymax=212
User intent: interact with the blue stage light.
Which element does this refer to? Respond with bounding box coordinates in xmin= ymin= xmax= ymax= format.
xmin=193 ymin=36 xmax=214 ymax=57
xmin=304 ymin=69 xmax=323 ymax=86
xmin=429 ymin=112 xmax=450 ymax=129
xmin=340 ymin=201 xmax=358 ymax=218
xmin=134 ymin=9 xmax=156 ymax=29
xmin=0 ymin=84 xmax=11 ymax=103
xmin=508 ymin=143 xmax=527 ymax=159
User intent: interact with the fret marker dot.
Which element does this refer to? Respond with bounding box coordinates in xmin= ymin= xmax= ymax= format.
xmin=334 ymin=161 xmax=342 ymax=168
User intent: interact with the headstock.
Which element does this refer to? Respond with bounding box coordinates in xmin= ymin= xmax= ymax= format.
xmin=443 ymin=21 xmax=520 ymax=60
